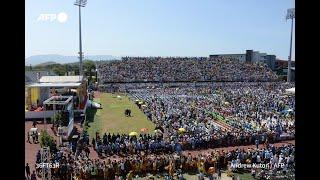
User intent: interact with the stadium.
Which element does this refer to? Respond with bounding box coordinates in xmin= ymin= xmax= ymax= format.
xmin=25 ymin=56 xmax=294 ymax=180
xmin=25 ymin=1 xmax=295 ymax=180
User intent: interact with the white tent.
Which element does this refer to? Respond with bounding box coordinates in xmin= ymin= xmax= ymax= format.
xmin=285 ymin=87 xmax=295 ymax=94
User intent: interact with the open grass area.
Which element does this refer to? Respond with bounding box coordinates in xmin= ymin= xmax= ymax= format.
xmin=86 ymin=93 xmax=155 ymax=139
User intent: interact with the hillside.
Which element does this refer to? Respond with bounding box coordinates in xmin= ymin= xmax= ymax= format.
xmin=25 ymin=54 xmax=120 ymax=66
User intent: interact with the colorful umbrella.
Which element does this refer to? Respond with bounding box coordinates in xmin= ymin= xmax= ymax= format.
xmin=154 ymin=129 xmax=163 ymax=134
xmin=129 ymin=132 xmax=138 ymax=136
xmin=178 ymin=128 xmax=186 ymax=133
xmin=140 ymin=128 xmax=148 ymax=133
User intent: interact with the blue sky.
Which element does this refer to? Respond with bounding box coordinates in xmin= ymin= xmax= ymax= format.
xmin=25 ymin=0 xmax=295 ymax=60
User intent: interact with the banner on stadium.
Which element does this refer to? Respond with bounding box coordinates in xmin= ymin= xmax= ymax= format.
xmin=209 ymin=112 xmax=225 ymax=121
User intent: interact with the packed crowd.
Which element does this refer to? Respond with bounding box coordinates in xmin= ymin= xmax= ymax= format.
xmin=99 ymin=82 xmax=198 ymax=93
xmin=97 ymin=57 xmax=278 ymax=83
xmin=89 ymin=82 xmax=296 ymax=159
xmin=126 ymin=82 xmax=294 ymax=149
xmin=230 ymin=144 xmax=295 ymax=178
xmin=29 ymin=81 xmax=295 ymax=179
xmin=32 ymin=135 xmax=294 ymax=180
xmin=93 ymin=132 xmax=183 ymax=157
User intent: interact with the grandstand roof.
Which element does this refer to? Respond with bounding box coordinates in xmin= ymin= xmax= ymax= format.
xmin=39 ymin=76 xmax=83 ymax=83
xmin=27 ymin=82 xmax=82 ymax=88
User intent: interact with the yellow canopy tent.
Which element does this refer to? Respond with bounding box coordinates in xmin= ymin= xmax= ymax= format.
xmin=30 ymin=87 xmax=40 ymax=105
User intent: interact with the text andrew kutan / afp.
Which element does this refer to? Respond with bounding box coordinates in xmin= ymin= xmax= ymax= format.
xmin=231 ymin=163 xmax=285 ymax=169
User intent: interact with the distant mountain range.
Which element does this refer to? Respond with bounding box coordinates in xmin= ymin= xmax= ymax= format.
xmin=25 ymin=54 xmax=120 ymax=66
xmin=35 ymin=61 xmax=58 ymax=66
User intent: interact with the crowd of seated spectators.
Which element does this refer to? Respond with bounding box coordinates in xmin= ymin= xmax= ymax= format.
xmin=34 ymin=133 xmax=294 ymax=180
xmin=97 ymin=57 xmax=278 ymax=83
xmin=128 ymin=82 xmax=294 ymax=147
xmin=88 ymin=82 xmax=295 ymax=159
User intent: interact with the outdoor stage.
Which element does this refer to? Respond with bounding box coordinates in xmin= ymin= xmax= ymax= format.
xmin=25 ymin=75 xmax=88 ymax=119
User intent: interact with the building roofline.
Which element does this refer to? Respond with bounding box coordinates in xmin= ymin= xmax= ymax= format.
xmin=209 ymin=54 xmax=245 ymax=56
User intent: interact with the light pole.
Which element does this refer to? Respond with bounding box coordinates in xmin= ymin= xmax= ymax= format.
xmin=286 ymin=8 xmax=295 ymax=82
xmin=95 ymin=61 xmax=99 ymax=87
xmin=95 ymin=68 xmax=98 ymax=83
xmin=74 ymin=0 xmax=87 ymax=76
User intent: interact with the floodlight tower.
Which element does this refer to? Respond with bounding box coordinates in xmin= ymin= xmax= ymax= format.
xmin=286 ymin=8 xmax=295 ymax=82
xmin=74 ymin=0 xmax=87 ymax=76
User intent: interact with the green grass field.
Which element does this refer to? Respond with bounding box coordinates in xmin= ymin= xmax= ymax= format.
xmin=85 ymin=93 xmax=155 ymax=139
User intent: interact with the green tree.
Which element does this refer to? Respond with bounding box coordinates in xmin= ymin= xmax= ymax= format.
xmin=25 ymin=61 xmax=96 ymax=77
xmin=83 ymin=60 xmax=96 ymax=84
xmin=39 ymin=130 xmax=56 ymax=149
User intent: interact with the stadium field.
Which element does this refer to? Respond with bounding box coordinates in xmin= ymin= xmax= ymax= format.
xmin=86 ymin=92 xmax=155 ymax=139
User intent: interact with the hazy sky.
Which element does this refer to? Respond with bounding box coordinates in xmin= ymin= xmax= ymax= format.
xmin=25 ymin=0 xmax=295 ymax=60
